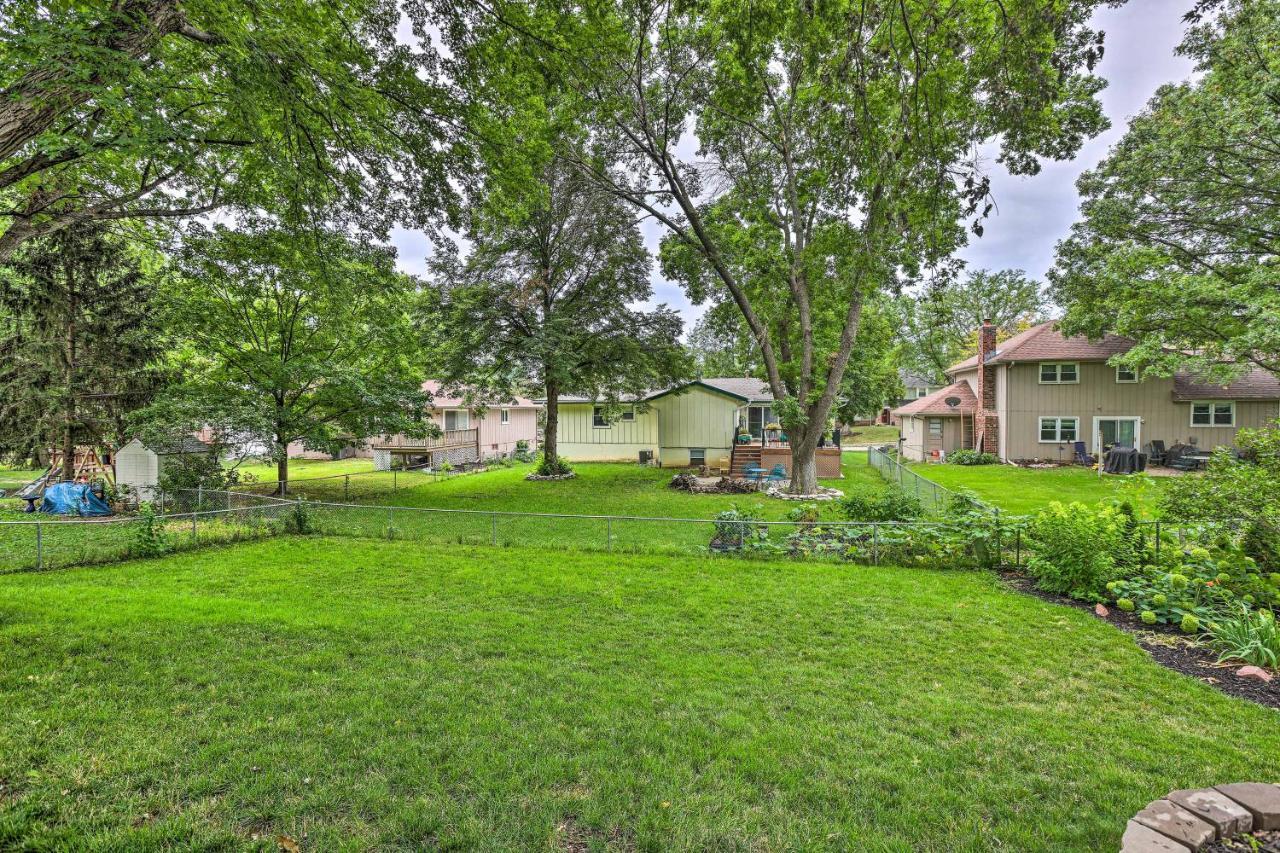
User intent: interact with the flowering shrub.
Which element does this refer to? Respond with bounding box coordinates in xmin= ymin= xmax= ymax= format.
xmin=1107 ymin=543 xmax=1280 ymax=626
xmin=1025 ymin=502 xmax=1138 ymax=600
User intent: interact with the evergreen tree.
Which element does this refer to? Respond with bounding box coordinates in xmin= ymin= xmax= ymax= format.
xmin=0 ymin=224 xmax=164 ymax=475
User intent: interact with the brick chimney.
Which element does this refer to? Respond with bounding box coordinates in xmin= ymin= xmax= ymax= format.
xmin=976 ymin=318 xmax=999 ymax=455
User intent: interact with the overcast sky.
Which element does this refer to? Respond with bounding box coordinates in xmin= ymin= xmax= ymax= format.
xmin=391 ymin=0 xmax=1198 ymax=332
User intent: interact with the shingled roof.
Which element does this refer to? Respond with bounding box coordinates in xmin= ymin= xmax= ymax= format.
xmin=891 ymin=380 xmax=976 ymax=417
xmin=947 ymin=322 xmax=1137 ymax=374
xmin=548 ymin=377 xmax=775 ymax=405
xmin=1172 ymin=368 xmax=1280 ymax=401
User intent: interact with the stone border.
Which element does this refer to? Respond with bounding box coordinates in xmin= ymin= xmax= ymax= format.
xmin=765 ymin=485 xmax=844 ymax=501
xmin=523 ymin=471 xmax=577 ymax=481
xmin=1121 ymin=782 xmax=1280 ymax=851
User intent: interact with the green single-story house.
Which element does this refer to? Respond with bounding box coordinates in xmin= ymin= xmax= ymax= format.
xmin=545 ymin=377 xmax=843 ymax=477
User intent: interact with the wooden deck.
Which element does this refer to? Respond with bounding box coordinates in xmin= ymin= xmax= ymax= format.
xmin=372 ymin=429 xmax=478 ymax=453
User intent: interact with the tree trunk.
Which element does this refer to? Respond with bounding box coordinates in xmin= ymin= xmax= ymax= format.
xmin=543 ymin=382 xmax=559 ymax=466
xmin=61 ymin=262 xmax=78 ymax=481
xmin=787 ymin=422 xmax=822 ymax=495
xmin=276 ymin=443 xmax=289 ymax=496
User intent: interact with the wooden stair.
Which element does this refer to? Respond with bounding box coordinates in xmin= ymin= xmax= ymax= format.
xmin=729 ymin=445 xmax=762 ymax=478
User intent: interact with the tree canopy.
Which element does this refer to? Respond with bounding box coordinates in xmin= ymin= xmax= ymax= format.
xmin=443 ymin=0 xmax=1115 ymax=492
xmin=0 ymin=0 xmax=459 ymax=258
xmin=1052 ymin=0 xmax=1280 ymax=379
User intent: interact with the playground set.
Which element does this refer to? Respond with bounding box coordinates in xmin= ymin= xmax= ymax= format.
xmin=7 ymin=446 xmax=115 ymax=516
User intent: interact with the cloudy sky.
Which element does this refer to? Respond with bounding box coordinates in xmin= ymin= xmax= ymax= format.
xmin=392 ymin=0 xmax=1199 ymax=331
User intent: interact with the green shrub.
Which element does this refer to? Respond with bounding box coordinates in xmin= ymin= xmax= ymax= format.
xmin=1207 ymin=605 xmax=1280 ymax=668
xmin=131 ymin=502 xmax=170 ymax=558
xmin=286 ymin=498 xmax=314 ymax=535
xmin=712 ymin=503 xmax=768 ymax=549
xmin=842 ymin=489 xmax=923 ymax=522
xmin=513 ymin=440 xmax=535 ymax=463
xmin=1025 ymin=502 xmax=1138 ymax=600
xmin=535 ymin=454 xmax=573 ymax=477
xmin=947 ymin=449 xmax=999 ymax=466
xmin=1180 ymin=614 xmax=1200 ymax=634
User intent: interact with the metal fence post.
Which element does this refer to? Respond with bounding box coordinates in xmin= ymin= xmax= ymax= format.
xmin=344 ymin=475 xmax=350 ymax=501
xmin=872 ymin=523 xmax=879 ymax=565
xmin=197 ymin=484 xmax=203 ymax=510
xmin=394 ymin=468 xmax=398 ymax=491
xmin=35 ymin=522 xmax=43 ymax=570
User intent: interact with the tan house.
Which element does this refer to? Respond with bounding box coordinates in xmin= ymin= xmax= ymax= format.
xmin=551 ymin=377 xmax=843 ymax=477
xmin=893 ymin=320 xmax=1280 ymax=463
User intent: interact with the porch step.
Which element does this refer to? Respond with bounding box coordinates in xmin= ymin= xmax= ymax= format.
xmin=730 ymin=446 xmax=763 ymax=478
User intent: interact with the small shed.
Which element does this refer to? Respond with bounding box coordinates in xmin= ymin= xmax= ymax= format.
xmin=115 ymin=437 xmax=213 ymax=500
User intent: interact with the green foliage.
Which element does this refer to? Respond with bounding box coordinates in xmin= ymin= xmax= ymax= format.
xmin=947 ymin=449 xmax=999 ymax=466
xmin=534 ymin=454 xmax=573 ymax=477
xmin=842 ymin=489 xmax=923 ymax=523
xmin=1025 ymin=502 xmax=1137 ymax=600
xmin=286 ymin=499 xmax=314 ymax=536
xmin=711 ymin=503 xmax=767 ymax=548
xmin=1105 ymin=542 xmax=1280 ymax=626
xmin=786 ymin=503 xmax=822 ymax=524
xmin=0 ymin=223 xmax=164 ymax=463
xmin=1207 ymin=605 xmax=1280 ymax=669
xmin=513 ymin=441 xmax=534 ymax=463
xmin=901 ymin=269 xmax=1047 ymax=377
xmin=0 ymin=0 xmax=458 ymax=258
xmin=1053 ymin=0 xmax=1280 ymax=378
xmin=130 ymin=502 xmax=170 ymax=558
xmin=145 ymin=223 xmax=433 ymax=485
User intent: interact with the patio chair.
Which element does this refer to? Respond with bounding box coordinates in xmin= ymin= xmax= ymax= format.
xmin=766 ymin=464 xmax=787 ymax=486
xmin=1144 ymin=440 xmax=1167 ymax=466
xmin=743 ymin=465 xmax=766 ymax=489
xmin=1072 ymin=441 xmax=1095 ymax=466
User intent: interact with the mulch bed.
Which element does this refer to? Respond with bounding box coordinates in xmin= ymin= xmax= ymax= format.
xmin=1205 ymin=829 xmax=1280 ymax=852
xmin=999 ymin=570 xmax=1280 ymax=709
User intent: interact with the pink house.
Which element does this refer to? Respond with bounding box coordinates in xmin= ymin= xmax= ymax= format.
xmin=370 ymin=381 xmax=540 ymax=470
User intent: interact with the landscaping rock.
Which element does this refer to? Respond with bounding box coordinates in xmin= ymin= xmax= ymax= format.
xmin=1096 ymin=603 xmax=1110 ymax=617
xmin=1134 ymin=800 xmax=1216 ymax=850
xmin=1167 ymin=788 xmax=1253 ymax=838
xmin=1237 ymin=666 xmax=1273 ymax=683
xmin=1216 ymin=784 xmax=1280 ymax=830
xmin=1122 ymin=819 xmax=1195 ymax=852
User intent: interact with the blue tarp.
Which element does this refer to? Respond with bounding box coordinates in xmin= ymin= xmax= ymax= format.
xmin=39 ymin=482 xmax=112 ymax=517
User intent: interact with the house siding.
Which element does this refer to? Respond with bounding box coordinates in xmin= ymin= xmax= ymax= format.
xmin=477 ymin=407 xmax=539 ymax=457
xmin=1001 ymin=361 xmax=1280 ymax=461
xmin=556 ymin=402 xmax=659 ymax=461
xmin=649 ymin=387 xmax=740 ymax=467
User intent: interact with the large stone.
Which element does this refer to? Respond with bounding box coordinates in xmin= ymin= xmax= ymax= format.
xmin=1167 ymin=788 xmax=1253 ymax=838
xmin=1120 ymin=820 xmax=1193 ymax=852
xmin=1215 ymin=783 xmax=1280 ymax=830
xmin=1236 ymin=665 xmax=1273 ymax=682
xmin=1133 ymin=800 xmax=1215 ymax=850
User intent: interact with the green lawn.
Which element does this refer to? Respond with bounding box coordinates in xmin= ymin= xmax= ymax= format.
xmin=907 ymin=460 xmax=1164 ymax=516
xmin=0 ymin=466 xmax=43 ymax=492
xmin=2 ymin=537 xmax=1278 ymax=850
xmin=233 ymin=456 xmax=379 ymax=483
xmin=842 ymin=423 xmax=900 ymax=445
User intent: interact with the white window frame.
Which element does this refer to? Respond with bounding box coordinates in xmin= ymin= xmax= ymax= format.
xmin=1190 ymin=401 xmax=1235 ymax=427
xmin=592 ymin=406 xmax=609 ymax=428
xmin=688 ymin=447 xmax=706 ymax=466
xmin=499 ymin=408 xmax=510 ymax=425
xmin=1038 ymin=416 xmax=1079 ymax=443
xmin=444 ymin=409 xmax=470 ymax=431
xmin=913 ymin=386 xmax=929 ymax=399
xmin=1038 ymin=362 xmax=1080 ymax=385
xmin=1115 ymin=365 xmax=1139 ymax=383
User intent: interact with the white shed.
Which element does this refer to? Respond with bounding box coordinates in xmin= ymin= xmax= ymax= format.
xmin=115 ymin=437 xmax=213 ymax=500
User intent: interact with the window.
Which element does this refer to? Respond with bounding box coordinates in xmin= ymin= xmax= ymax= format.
xmin=689 ymin=448 xmax=706 ymax=466
xmin=1191 ymin=401 xmax=1235 ymax=427
xmin=1039 ymin=363 xmax=1079 ymax=384
xmin=1115 ymin=365 xmax=1138 ymax=383
xmin=620 ymin=406 xmax=635 ymax=422
xmin=444 ymin=410 xmax=469 ymax=431
xmin=499 ymin=408 xmax=510 ymax=425
xmin=913 ymin=386 xmax=929 ymax=399
xmin=592 ymin=406 xmax=609 ymax=428
xmin=927 ymin=418 xmax=943 ymax=437
xmin=1039 ymin=416 xmax=1079 ymax=442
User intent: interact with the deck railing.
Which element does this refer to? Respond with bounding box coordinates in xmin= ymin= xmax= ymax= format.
xmin=373 ymin=428 xmax=478 ymax=451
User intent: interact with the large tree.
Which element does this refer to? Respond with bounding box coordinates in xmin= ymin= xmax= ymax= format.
xmin=0 ymin=0 xmax=458 ymax=259
xmin=903 ymin=269 xmax=1047 ymax=377
xmin=1052 ymin=0 xmax=1280 ymax=379
xmin=0 ymin=223 xmax=164 ymax=475
xmin=427 ymin=157 xmax=689 ymax=472
xmin=446 ymin=0 xmax=1114 ymax=493
xmin=153 ymin=223 xmax=432 ymax=490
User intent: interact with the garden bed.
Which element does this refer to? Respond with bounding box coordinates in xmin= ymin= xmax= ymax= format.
xmin=1000 ymin=570 xmax=1280 ymax=709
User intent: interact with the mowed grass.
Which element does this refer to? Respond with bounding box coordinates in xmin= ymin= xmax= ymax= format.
xmin=841 ymin=423 xmax=901 ymax=445
xmin=2 ymin=538 xmax=1279 ymax=851
xmin=907 ymin=460 xmax=1165 ymax=516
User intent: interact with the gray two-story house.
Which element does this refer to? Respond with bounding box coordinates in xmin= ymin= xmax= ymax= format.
xmin=893 ymin=320 xmax=1280 ymax=463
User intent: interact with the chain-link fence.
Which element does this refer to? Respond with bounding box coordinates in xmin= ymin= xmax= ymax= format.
xmin=867 ymin=446 xmax=995 ymax=515
xmin=0 ymin=492 xmax=295 ymax=573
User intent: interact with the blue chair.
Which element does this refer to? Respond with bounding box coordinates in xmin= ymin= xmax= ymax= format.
xmin=743 ymin=465 xmax=766 ymax=489
xmin=766 ymin=464 xmax=787 ymax=486
xmin=1073 ymin=441 xmax=1095 ymax=465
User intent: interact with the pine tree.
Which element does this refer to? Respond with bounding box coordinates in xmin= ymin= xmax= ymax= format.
xmin=0 ymin=224 xmax=164 ymax=475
